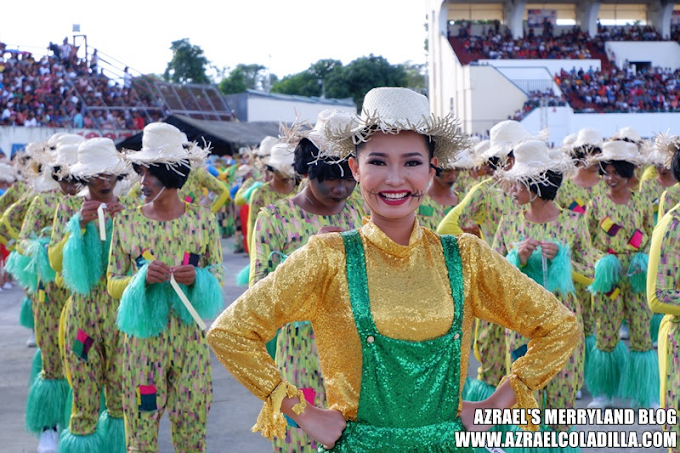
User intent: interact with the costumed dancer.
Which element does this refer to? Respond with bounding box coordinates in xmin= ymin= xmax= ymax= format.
xmin=234 ymin=136 xmax=275 ymax=253
xmin=107 ymin=123 xmax=224 ymax=452
xmin=437 ymin=120 xmax=530 ymax=403
xmin=49 ymin=138 xmax=132 ymax=453
xmin=6 ymin=135 xmax=83 ymax=453
xmin=451 ymin=136 xmax=483 ymax=196
xmin=207 ymin=87 xmax=579 ymax=452
xmin=554 ymin=127 xmax=605 ymax=398
xmin=246 ymin=142 xmax=300 ymax=252
xmin=640 ymin=134 xmax=680 ymax=345
xmin=0 ymin=161 xmax=19 ymax=292
xmin=250 ymin=110 xmax=365 ymax=452
xmin=585 ymin=140 xmax=659 ymax=409
xmin=493 ymin=140 xmax=592 ymax=448
xmin=647 ymin=138 xmax=680 ymax=453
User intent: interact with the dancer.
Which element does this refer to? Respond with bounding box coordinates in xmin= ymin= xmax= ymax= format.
xmin=555 ymin=127 xmax=605 ymax=397
xmin=647 ymin=137 xmax=680 ymax=451
xmin=246 ymin=142 xmax=299 ymax=250
xmin=418 ymin=154 xmax=459 ymax=230
xmin=493 ymin=140 xmax=592 ymax=444
xmin=250 ymin=111 xmax=365 ymax=452
xmin=437 ymin=120 xmax=529 ymax=403
xmin=49 ymin=138 xmax=131 ymax=453
xmin=207 ymin=87 xmax=579 ymax=452
xmin=107 ymin=123 xmax=224 ymax=452
xmin=586 ymin=140 xmax=659 ymax=409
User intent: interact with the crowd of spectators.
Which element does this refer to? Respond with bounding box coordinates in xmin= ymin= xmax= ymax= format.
xmin=509 ymin=89 xmax=567 ymax=120
xmin=0 ymin=40 xmax=164 ymax=130
xmin=454 ymin=23 xmax=666 ymax=61
xmin=556 ymin=65 xmax=680 ymax=113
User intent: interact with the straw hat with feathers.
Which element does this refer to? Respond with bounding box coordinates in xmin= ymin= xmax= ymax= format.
xmin=265 ymin=143 xmax=296 ymax=178
xmin=498 ymin=140 xmax=576 ymax=188
xmin=481 ymin=120 xmax=548 ymax=164
xmin=124 ymin=122 xmax=208 ymax=169
xmin=70 ymin=138 xmax=129 ymax=180
xmin=646 ymin=132 xmax=680 ymax=169
xmin=0 ymin=163 xmax=18 ymax=184
xmin=325 ymin=87 xmax=466 ymax=162
xmin=589 ymin=140 xmax=646 ymax=166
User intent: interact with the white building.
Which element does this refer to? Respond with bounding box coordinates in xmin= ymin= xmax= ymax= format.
xmin=427 ymin=0 xmax=680 ymax=142
xmin=225 ymin=90 xmax=356 ymax=124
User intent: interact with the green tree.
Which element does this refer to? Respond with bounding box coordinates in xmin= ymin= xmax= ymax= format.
xmin=218 ymin=64 xmax=268 ymax=94
xmin=326 ymin=54 xmax=408 ymax=111
xmin=403 ymin=61 xmax=427 ymax=95
xmin=164 ymin=39 xmax=210 ymax=84
xmin=271 ymin=71 xmax=322 ymax=97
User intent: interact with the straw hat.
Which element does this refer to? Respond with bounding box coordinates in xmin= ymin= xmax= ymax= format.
xmin=589 ymin=140 xmax=645 ymax=166
xmin=52 ymin=143 xmax=81 ymax=180
xmin=572 ymin=128 xmax=603 ymax=149
xmin=46 ymin=133 xmax=66 ymax=149
xmin=266 ymin=143 xmax=296 ymax=178
xmin=303 ymin=110 xmax=358 ymax=160
xmin=614 ymin=126 xmax=642 ymax=144
xmin=482 ymin=120 xmax=544 ymax=162
xmin=326 ymin=87 xmax=465 ymax=162
xmin=0 ymin=163 xmax=18 ymax=183
xmin=562 ymin=133 xmax=577 ymax=149
xmin=646 ymin=133 xmax=679 ymax=169
xmin=125 ymin=122 xmax=208 ymax=167
xmin=498 ymin=140 xmax=575 ymax=184
xmin=236 ymin=164 xmax=253 ymax=178
xmin=69 ymin=138 xmax=129 ymax=179
xmin=256 ymin=136 xmax=277 ymax=158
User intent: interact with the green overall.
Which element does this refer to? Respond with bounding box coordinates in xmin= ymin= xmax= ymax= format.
xmin=321 ymin=231 xmax=473 ymax=452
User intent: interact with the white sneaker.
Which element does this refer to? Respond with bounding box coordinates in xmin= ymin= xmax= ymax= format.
xmin=619 ymin=325 xmax=630 ymax=340
xmin=576 ymin=390 xmax=582 ymax=399
xmin=37 ymin=428 xmax=58 ymax=453
xmin=588 ymin=395 xmax=613 ymax=409
xmin=2 ymin=282 xmax=11 ymax=289
xmin=27 ymin=332 xmax=36 ymax=348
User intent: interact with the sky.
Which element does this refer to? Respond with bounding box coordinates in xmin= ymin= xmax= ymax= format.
xmin=2 ymin=0 xmax=429 ymax=81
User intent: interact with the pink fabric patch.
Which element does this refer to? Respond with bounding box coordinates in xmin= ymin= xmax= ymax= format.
xmin=300 ymin=387 xmax=316 ymax=405
xmin=628 ymin=229 xmax=643 ymax=250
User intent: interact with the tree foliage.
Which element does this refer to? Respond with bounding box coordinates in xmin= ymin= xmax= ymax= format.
xmin=218 ymin=64 xmax=269 ymax=95
xmin=164 ymin=39 xmax=210 ymax=84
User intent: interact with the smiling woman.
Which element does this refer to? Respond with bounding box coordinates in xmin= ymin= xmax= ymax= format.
xmin=207 ymin=87 xmax=580 ymax=453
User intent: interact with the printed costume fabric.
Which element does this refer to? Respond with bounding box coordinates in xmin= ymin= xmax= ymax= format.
xmin=417 ymin=195 xmax=456 ymax=231
xmin=50 ymin=195 xmax=135 ymax=437
xmin=437 ymin=178 xmax=514 ymax=394
xmin=647 ymin=207 xmax=680 ymax=448
xmin=0 ymin=179 xmax=28 ymax=215
xmin=659 ymin=184 xmax=680 ymax=219
xmin=107 ymin=204 xmax=224 ymax=452
xmin=251 ymin=197 xmax=364 ymax=452
xmin=207 ymin=218 xmax=580 ymax=438
xmin=453 ymin=172 xmax=478 ymax=199
xmin=493 ymin=209 xmax=594 ymax=432
xmin=128 ymin=167 xmax=229 ymax=213
xmin=586 ymin=193 xmax=655 ymax=352
xmin=246 ymin=182 xmax=295 ymax=253
xmin=19 ymin=191 xmax=69 ymax=382
xmin=0 ymin=189 xmax=35 ymax=249
xmin=639 ymin=178 xmax=670 ymax=225
xmin=554 ymin=179 xmax=606 ymax=340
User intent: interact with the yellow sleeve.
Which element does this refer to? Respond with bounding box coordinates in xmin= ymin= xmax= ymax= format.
xmin=460 ymin=234 xmax=580 ymax=431
xmin=207 ymin=236 xmax=331 ymax=439
xmin=106 ymin=214 xmax=134 ymax=299
xmin=246 ymin=186 xmax=264 ymax=249
xmin=192 ymin=168 xmax=230 ymax=213
xmin=437 ymin=179 xmax=489 ymax=239
xmin=647 ymin=210 xmax=680 ymax=316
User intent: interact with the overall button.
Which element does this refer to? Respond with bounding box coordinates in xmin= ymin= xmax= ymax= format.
xmin=367 ymin=335 xmax=375 ymax=344
xmin=453 ymin=332 xmax=460 ymax=340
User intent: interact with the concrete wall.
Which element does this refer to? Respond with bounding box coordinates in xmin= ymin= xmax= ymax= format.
xmin=606 ymin=41 xmax=680 ymax=70
xmin=493 ymin=66 xmax=562 ymax=94
xmin=520 ymin=106 xmax=680 ymax=145
xmin=478 ymin=59 xmax=601 ymax=76
xmin=246 ymin=97 xmax=356 ymax=123
xmin=467 ymin=65 xmax=528 ymax=135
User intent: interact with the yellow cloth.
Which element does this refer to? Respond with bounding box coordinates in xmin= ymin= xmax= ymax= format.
xmin=658 ymin=184 xmax=680 ymax=219
xmin=437 ymin=178 xmax=492 ymax=238
xmin=208 ymin=218 xmax=580 ymax=436
xmin=647 ymin=205 xmax=680 ymax=404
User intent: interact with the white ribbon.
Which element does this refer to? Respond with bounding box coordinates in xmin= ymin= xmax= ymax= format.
xmin=169 ymin=274 xmax=206 ymax=330
xmin=97 ymin=204 xmax=107 ymax=241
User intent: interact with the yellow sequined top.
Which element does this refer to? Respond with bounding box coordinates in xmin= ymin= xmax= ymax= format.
xmin=207 ymin=218 xmax=579 ymax=437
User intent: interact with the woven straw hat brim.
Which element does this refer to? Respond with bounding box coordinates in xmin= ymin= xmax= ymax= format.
xmin=325 ymin=110 xmax=467 ymax=163
xmin=125 ymin=142 xmax=209 ymax=167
